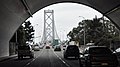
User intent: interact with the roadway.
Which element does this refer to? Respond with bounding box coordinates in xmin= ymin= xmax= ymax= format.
xmin=0 ymin=47 xmax=80 ymax=67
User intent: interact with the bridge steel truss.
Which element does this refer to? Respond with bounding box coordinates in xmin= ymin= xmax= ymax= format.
xmin=43 ymin=10 xmax=55 ymax=44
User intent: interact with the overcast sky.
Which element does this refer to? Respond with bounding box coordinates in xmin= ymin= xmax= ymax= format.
xmin=27 ymin=3 xmax=102 ymax=43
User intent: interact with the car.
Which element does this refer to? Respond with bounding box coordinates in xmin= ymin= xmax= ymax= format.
xmin=39 ymin=45 xmax=44 ymax=49
xmin=33 ymin=46 xmax=40 ymax=51
xmin=54 ymin=45 xmax=61 ymax=51
xmin=63 ymin=45 xmax=79 ymax=59
xmin=18 ymin=45 xmax=34 ymax=59
xmin=82 ymin=46 xmax=118 ymax=67
xmin=46 ymin=45 xmax=50 ymax=49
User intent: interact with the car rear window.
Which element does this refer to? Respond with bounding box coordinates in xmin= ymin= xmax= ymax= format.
xmin=67 ymin=45 xmax=78 ymax=50
xmin=18 ymin=46 xmax=30 ymax=50
xmin=89 ymin=47 xmax=112 ymax=54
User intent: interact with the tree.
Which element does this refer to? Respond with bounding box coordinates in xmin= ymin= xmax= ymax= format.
xmin=67 ymin=16 xmax=120 ymax=47
xmin=13 ymin=21 xmax=35 ymax=46
xmin=17 ymin=25 xmax=26 ymax=45
xmin=24 ymin=21 xmax=35 ymax=43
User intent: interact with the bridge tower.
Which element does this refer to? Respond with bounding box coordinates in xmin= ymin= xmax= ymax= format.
xmin=43 ymin=10 xmax=55 ymax=44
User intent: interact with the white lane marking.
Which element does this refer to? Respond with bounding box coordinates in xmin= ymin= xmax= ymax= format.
xmin=52 ymin=49 xmax=70 ymax=67
xmin=24 ymin=58 xmax=36 ymax=67
xmin=25 ymin=58 xmax=36 ymax=66
xmin=24 ymin=49 xmax=44 ymax=67
xmin=26 ymin=62 xmax=30 ymax=66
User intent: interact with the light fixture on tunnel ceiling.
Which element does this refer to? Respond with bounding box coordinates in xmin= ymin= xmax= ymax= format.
xmin=21 ymin=0 xmax=33 ymax=17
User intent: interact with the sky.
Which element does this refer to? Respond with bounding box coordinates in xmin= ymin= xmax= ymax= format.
xmin=26 ymin=3 xmax=102 ymax=43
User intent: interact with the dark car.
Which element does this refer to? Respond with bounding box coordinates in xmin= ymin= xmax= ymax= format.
xmin=46 ymin=45 xmax=50 ymax=49
xmin=82 ymin=46 xmax=118 ymax=67
xmin=54 ymin=45 xmax=61 ymax=51
xmin=63 ymin=45 xmax=79 ymax=59
xmin=18 ymin=45 xmax=34 ymax=59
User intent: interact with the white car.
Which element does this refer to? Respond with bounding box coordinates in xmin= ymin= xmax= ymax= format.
xmin=33 ymin=46 xmax=40 ymax=51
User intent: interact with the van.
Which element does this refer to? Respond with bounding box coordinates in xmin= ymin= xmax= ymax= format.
xmin=18 ymin=45 xmax=34 ymax=59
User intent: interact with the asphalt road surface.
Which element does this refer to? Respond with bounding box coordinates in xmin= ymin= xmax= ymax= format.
xmin=0 ymin=47 xmax=80 ymax=67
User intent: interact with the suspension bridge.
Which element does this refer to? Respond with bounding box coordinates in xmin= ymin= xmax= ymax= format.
xmin=40 ymin=10 xmax=61 ymax=46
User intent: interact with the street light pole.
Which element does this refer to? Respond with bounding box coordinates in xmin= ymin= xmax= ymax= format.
xmin=33 ymin=24 xmax=38 ymax=44
xmin=79 ymin=16 xmax=86 ymax=46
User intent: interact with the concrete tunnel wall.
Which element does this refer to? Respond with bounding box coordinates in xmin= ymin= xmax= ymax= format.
xmin=0 ymin=9 xmax=20 ymax=57
xmin=0 ymin=0 xmax=30 ymax=57
xmin=0 ymin=7 xmax=24 ymax=57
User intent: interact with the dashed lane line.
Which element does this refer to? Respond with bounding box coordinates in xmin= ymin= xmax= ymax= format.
xmin=52 ymin=49 xmax=71 ymax=67
xmin=24 ymin=49 xmax=44 ymax=67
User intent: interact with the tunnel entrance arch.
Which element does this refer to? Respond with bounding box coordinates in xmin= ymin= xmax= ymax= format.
xmin=0 ymin=0 xmax=120 ymax=57
xmin=28 ymin=0 xmax=120 ymax=30
xmin=27 ymin=2 xmax=120 ymax=51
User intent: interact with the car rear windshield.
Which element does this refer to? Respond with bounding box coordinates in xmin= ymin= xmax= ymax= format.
xmin=89 ymin=47 xmax=112 ymax=54
xmin=18 ymin=46 xmax=30 ymax=50
xmin=67 ymin=46 xmax=78 ymax=50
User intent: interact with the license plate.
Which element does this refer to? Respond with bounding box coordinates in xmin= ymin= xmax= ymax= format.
xmin=101 ymin=63 xmax=108 ymax=65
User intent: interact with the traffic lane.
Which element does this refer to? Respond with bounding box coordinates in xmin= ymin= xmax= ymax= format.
xmin=55 ymin=50 xmax=120 ymax=67
xmin=0 ymin=56 xmax=34 ymax=67
xmin=0 ymin=50 xmax=42 ymax=67
xmin=25 ymin=49 xmax=68 ymax=67
xmin=54 ymin=50 xmax=80 ymax=67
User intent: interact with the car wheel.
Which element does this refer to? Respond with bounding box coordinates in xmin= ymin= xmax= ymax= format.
xmin=64 ymin=55 xmax=68 ymax=59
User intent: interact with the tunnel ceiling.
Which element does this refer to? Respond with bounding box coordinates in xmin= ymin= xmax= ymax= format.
xmin=25 ymin=0 xmax=120 ymax=29
xmin=1 ymin=0 xmax=120 ymax=29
